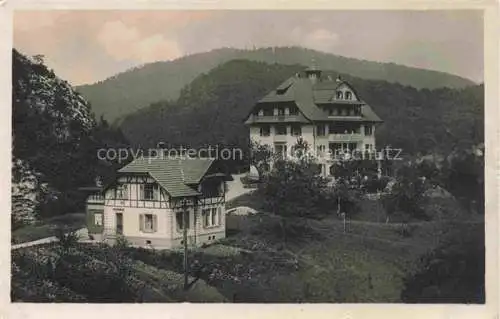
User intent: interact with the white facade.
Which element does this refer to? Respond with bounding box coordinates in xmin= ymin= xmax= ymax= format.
xmin=97 ymin=175 xmax=226 ymax=249
xmin=246 ymin=74 xmax=382 ymax=177
xmin=250 ymin=119 xmax=377 ymax=176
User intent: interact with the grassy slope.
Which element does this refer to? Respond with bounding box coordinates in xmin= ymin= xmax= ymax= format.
xmin=12 ymin=213 xmax=86 ymax=244
xmin=12 ymin=192 xmax=483 ymax=302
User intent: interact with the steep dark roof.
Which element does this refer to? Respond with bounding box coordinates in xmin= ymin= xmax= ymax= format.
xmin=246 ymin=75 xmax=383 ymax=124
xmin=118 ymin=157 xmax=215 ymax=197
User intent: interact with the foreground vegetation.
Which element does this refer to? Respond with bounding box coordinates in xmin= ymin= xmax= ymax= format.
xmin=11 ymin=211 xmax=484 ymax=303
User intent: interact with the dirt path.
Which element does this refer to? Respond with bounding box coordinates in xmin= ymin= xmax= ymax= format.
xmin=225 ymin=173 xmax=254 ymax=201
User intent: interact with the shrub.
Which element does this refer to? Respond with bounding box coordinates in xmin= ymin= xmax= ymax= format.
xmin=55 ymin=227 xmax=79 ymax=250
xmin=363 ymin=176 xmax=390 ymax=193
xmin=114 ymin=235 xmax=130 ymax=249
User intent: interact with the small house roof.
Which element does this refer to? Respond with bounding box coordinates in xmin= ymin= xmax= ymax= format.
xmin=118 ymin=157 xmax=216 ymax=197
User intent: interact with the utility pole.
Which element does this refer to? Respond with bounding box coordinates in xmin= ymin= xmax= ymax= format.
xmin=182 ymin=198 xmax=189 ymax=290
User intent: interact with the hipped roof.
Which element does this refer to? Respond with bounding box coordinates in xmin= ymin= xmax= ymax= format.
xmin=245 ymin=75 xmax=383 ymax=124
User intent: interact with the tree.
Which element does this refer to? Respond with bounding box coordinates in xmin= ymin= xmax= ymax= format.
xmin=382 ymin=163 xmax=428 ymax=223
xmin=290 ymin=137 xmax=311 ymax=161
xmin=260 ymin=146 xmax=330 ymax=242
xmin=441 ymin=145 xmax=484 ymax=214
xmin=32 ymin=54 xmax=45 ymax=64
xmin=328 ymin=179 xmax=360 ymax=218
xmin=262 ymin=159 xmax=329 ymax=219
xmin=249 ymin=140 xmax=273 ymax=179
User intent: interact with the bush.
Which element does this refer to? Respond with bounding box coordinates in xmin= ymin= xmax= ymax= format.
xmin=55 ymin=228 xmax=79 ymax=250
xmin=114 ymin=235 xmax=130 ymax=249
xmin=363 ymin=176 xmax=390 ymax=193
xmin=52 ymin=253 xmax=138 ymax=302
xmin=382 ymin=164 xmax=429 ymax=222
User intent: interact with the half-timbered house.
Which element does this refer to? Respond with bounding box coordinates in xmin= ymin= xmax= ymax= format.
xmin=84 ymin=156 xmax=228 ymax=249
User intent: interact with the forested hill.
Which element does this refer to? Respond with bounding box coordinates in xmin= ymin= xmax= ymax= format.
xmin=76 ymin=46 xmax=477 ymax=122
xmin=121 ymin=60 xmax=303 ymax=153
xmin=120 ymin=59 xmax=483 ymax=167
xmin=12 ymin=49 xmax=129 ymax=225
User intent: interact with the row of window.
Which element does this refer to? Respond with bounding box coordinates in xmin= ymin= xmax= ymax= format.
xmin=254 ymin=106 xmax=299 ymax=117
xmin=140 ymin=207 xmax=222 ymax=233
xmin=112 ymin=183 xmax=223 ymax=201
xmin=260 ymin=124 xmax=302 ymax=137
xmin=276 ymin=143 xmax=374 ymax=156
xmin=259 ymin=124 xmax=373 ymax=137
xmin=113 ymin=183 xmax=158 ymax=201
xmin=326 ymin=106 xmax=361 ymax=117
xmin=92 ymin=209 xmax=223 ymax=233
xmin=317 ymin=124 xmax=372 ymax=136
xmin=255 ymin=105 xmax=360 ymax=118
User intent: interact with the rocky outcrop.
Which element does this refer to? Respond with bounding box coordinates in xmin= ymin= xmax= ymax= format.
xmin=12 ymin=49 xmax=97 ymax=225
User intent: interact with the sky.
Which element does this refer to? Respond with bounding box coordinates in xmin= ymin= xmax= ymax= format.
xmin=13 ymin=10 xmax=484 ymax=86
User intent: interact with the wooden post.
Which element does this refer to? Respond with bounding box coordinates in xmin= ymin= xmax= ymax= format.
xmin=341 ymin=212 xmax=346 ymax=233
xmin=183 ymin=199 xmax=189 ymax=290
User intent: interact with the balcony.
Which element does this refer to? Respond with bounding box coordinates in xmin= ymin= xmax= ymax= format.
xmin=251 ymin=114 xmax=306 ymax=123
xmin=327 ymin=133 xmax=364 ymax=142
xmin=273 ymin=134 xmax=289 ymax=143
xmin=88 ymin=198 xmax=105 ymax=204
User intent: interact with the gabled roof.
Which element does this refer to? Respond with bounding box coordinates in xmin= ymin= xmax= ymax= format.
xmin=247 ymin=73 xmax=383 ymax=124
xmin=118 ymin=157 xmax=215 ymax=197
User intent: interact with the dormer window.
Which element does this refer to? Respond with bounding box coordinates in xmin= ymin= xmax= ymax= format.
xmin=336 ymin=91 xmax=343 ymax=99
xmin=346 ymin=92 xmax=352 ymax=100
